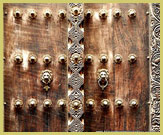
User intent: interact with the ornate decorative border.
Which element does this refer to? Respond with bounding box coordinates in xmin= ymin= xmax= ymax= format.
xmin=150 ymin=3 xmax=160 ymax=132
xmin=67 ymin=3 xmax=84 ymax=132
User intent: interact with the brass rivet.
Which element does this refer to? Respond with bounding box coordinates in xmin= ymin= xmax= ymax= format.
xmin=72 ymin=100 xmax=81 ymax=110
xmin=58 ymin=54 xmax=67 ymax=64
xmin=115 ymin=99 xmax=123 ymax=108
xmin=44 ymin=9 xmax=52 ymax=18
xmin=146 ymin=11 xmax=149 ymax=15
xmin=100 ymin=54 xmax=108 ymax=63
xmin=101 ymin=99 xmax=110 ymax=108
xmin=129 ymin=99 xmax=138 ymax=108
xmin=86 ymin=99 xmax=95 ymax=108
xmin=28 ymin=98 xmax=37 ymax=109
xmin=113 ymin=9 xmax=121 ymax=18
xmin=84 ymin=9 xmax=93 ymax=18
xmin=29 ymin=9 xmax=37 ymax=19
xmin=128 ymin=54 xmax=137 ymax=63
xmin=13 ymin=9 xmax=22 ymax=18
xmin=85 ymin=54 xmax=93 ymax=63
xmin=114 ymin=54 xmax=122 ymax=64
xmin=14 ymin=99 xmax=23 ymax=109
xmin=43 ymin=99 xmax=52 ymax=108
xmin=28 ymin=54 xmax=37 ymax=64
xmin=72 ymin=7 xmax=80 ymax=16
xmin=58 ymin=9 xmax=66 ymax=18
xmin=14 ymin=54 xmax=23 ymax=64
xmin=43 ymin=54 xmax=52 ymax=65
xmin=128 ymin=9 xmax=136 ymax=18
xmin=99 ymin=9 xmax=108 ymax=19
xmin=57 ymin=99 xmax=66 ymax=108
xmin=71 ymin=53 xmax=82 ymax=64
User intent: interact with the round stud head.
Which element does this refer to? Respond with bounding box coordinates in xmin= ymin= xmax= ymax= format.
xmin=58 ymin=54 xmax=67 ymax=64
xmin=86 ymin=99 xmax=95 ymax=108
xmin=43 ymin=54 xmax=52 ymax=65
xmin=128 ymin=9 xmax=136 ymax=18
xmin=28 ymin=54 xmax=37 ymax=64
xmin=99 ymin=9 xmax=108 ymax=19
xmin=43 ymin=99 xmax=52 ymax=108
xmin=57 ymin=99 xmax=66 ymax=108
xmin=14 ymin=99 xmax=23 ymax=109
xmin=100 ymin=54 xmax=108 ymax=63
xmin=115 ymin=99 xmax=123 ymax=108
xmin=101 ymin=99 xmax=110 ymax=108
xmin=71 ymin=100 xmax=81 ymax=110
xmin=13 ymin=9 xmax=22 ymax=18
xmin=44 ymin=9 xmax=52 ymax=18
xmin=113 ymin=9 xmax=122 ymax=18
xmin=114 ymin=54 xmax=122 ymax=64
xmin=72 ymin=7 xmax=80 ymax=16
xmin=29 ymin=9 xmax=37 ymax=19
xmin=28 ymin=98 xmax=37 ymax=109
xmin=14 ymin=54 xmax=23 ymax=64
xmin=129 ymin=99 xmax=138 ymax=108
xmin=58 ymin=9 xmax=66 ymax=18
xmin=85 ymin=54 xmax=93 ymax=63
xmin=84 ymin=9 xmax=93 ymax=18
xmin=128 ymin=54 xmax=137 ymax=63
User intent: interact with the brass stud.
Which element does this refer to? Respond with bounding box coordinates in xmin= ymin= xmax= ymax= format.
xmin=101 ymin=99 xmax=110 ymax=108
xmin=72 ymin=7 xmax=80 ymax=16
xmin=72 ymin=100 xmax=81 ymax=110
xmin=85 ymin=54 xmax=93 ymax=63
xmin=129 ymin=99 xmax=138 ymax=108
xmin=29 ymin=9 xmax=37 ymax=19
xmin=84 ymin=9 xmax=93 ymax=18
xmin=114 ymin=54 xmax=122 ymax=64
xmin=128 ymin=9 xmax=136 ymax=18
xmin=115 ymin=99 xmax=123 ymax=108
xmin=28 ymin=98 xmax=37 ymax=109
xmin=28 ymin=54 xmax=37 ymax=64
xmin=113 ymin=9 xmax=121 ymax=18
xmin=128 ymin=54 xmax=137 ymax=63
xmin=99 ymin=9 xmax=108 ymax=19
xmin=14 ymin=99 xmax=23 ymax=109
xmin=100 ymin=54 xmax=108 ymax=63
xmin=44 ymin=9 xmax=52 ymax=19
xmin=71 ymin=53 xmax=82 ymax=64
xmin=86 ymin=99 xmax=95 ymax=108
xmin=43 ymin=99 xmax=52 ymax=108
xmin=43 ymin=54 xmax=52 ymax=65
xmin=14 ymin=54 xmax=23 ymax=64
xmin=58 ymin=9 xmax=66 ymax=18
xmin=58 ymin=54 xmax=67 ymax=64
xmin=57 ymin=99 xmax=66 ymax=108
xmin=13 ymin=9 xmax=22 ymax=18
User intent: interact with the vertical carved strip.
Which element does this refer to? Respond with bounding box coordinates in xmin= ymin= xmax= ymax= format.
xmin=68 ymin=3 xmax=84 ymax=132
xmin=150 ymin=3 xmax=160 ymax=132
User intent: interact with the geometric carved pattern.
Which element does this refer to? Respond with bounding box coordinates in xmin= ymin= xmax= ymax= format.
xmin=68 ymin=3 xmax=84 ymax=132
xmin=150 ymin=3 xmax=160 ymax=132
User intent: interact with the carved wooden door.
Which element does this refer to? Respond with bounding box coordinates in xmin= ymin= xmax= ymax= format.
xmin=4 ymin=3 xmax=160 ymax=132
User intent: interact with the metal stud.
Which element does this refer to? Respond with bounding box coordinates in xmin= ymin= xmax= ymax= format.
xmin=128 ymin=9 xmax=136 ymax=18
xmin=13 ymin=9 xmax=22 ymax=18
xmin=85 ymin=54 xmax=93 ymax=63
xmin=58 ymin=9 xmax=66 ymax=18
xmin=101 ymin=99 xmax=110 ymax=108
xmin=71 ymin=53 xmax=82 ymax=64
xmin=129 ymin=99 xmax=138 ymax=108
xmin=114 ymin=54 xmax=122 ymax=64
xmin=28 ymin=54 xmax=37 ymax=64
xmin=14 ymin=54 xmax=23 ymax=64
xmin=99 ymin=9 xmax=108 ymax=19
xmin=128 ymin=54 xmax=137 ymax=63
xmin=57 ymin=99 xmax=66 ymax=108
xmin=84 ymin=9 xmax=93 ymax=18
xmin=86 ymin=99 xmax=95 ymax=108
xmin=113 ymin=9 xmax=121 ymax=18
xmin=43 ymin=54 xmax=52 ymax=65
xmin=28 ymin=98 xmax=37 ymax=109
xmin=43 ymin=99 xmax=52 ymax=108
xmin=58 ymin=54 xmax=67 ymax=64
xmin=72 ymin=7 xmax=80 ymax=16
xmin=115 ymin=99 xmax=123 ymax=108
xmin=29 ymin=9 xmax=37 ymax=19
xmin=71 ymin=100 xmax=81 ymax=110
xmin=14 ymin=99 xmax=23 ymax=109
xmin=44 ymin=9 xmax=52 ymax=19
xmin=100 ymin=54 xmax=108 ymax=63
